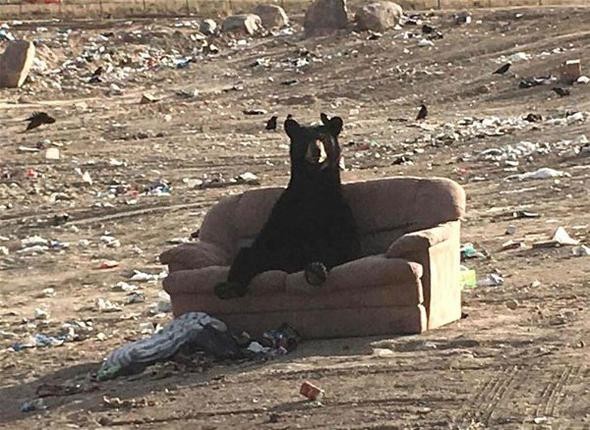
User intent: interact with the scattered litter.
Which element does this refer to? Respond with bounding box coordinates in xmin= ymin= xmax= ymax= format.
xmin=144 ymin=180 xmax=171 ymax=197
xmin=459 ymin=266 xmax=477 ymax=289
xmin=505 ymin=225 xmax=517 ymax=235
xmin=45 ymin=147 xmax=60 ymax=160
xmin=500 ymin=239 xmax=525 ymax=251
xmin=247 ymin=341 xmax=268 ymax=354
xmin=576 ymin=76 xmax=589 ymax=85
xmin=454 ymin=13 xmax=471 ymax=25
xmin=417 ymin=39 xmax=434 ymax=47
xmin=512 ymin=210 xmax=540 ymax=219
xmin=477 ymin=273 xmax=504 ymax=287
xmin=300 ymin=381 xmax=324 ymax=401
xmin=95 ymin=298 xmax=122 ymax=313
xmin=243 ymin=109 xmax=267 ymax=115
xmin=126 ymin=292 xmax=145 ymax=304
xmin=505 ymin=167 xmax=568 ymax=181
xmin=112 ymin=282 xmax=138 ymax=292
xmin=148 ymin=291 xmax=172 ymax=314
xmin=572 ymin=245 xmax=590 ymax=257
xmin=519 ymin=75 xmax=556 ymax=89
xmin=98 ymin=260 xmax=119 ymax=269
xmin=533 ymin=226 xmax=580 ymax=248
xmin=371 ymin=347 xmax=395 ymax=357
xmin=98 ymin=312 xmax=239 ymax=380
xmin=533 ymin=417 xmax=548 ymax=425
xmin=129 ymin=269 xmax=166 ymax=282
xmin=261 ymin=323 xmax=300 ymax=353
xmin=34 ymin=308 xmax=49 ymax=320
xmin=20 ymin=398 xmax=47 ymax=413
xmin=460 ymin=243 xmax=486 ymax=260
xmin=235 ymin=172 xmax=260 ymax=185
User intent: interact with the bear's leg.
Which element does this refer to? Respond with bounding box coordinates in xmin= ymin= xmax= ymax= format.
xmin=214 ymin=247 xmax=260 ymax=299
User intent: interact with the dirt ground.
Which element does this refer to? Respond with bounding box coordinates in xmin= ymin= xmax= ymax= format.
xmin=1 ymin=6 xmax=589 ymax=429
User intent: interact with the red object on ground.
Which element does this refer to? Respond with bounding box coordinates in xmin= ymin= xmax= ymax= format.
xmin=299 ymin=381 xmax=324 ymax=401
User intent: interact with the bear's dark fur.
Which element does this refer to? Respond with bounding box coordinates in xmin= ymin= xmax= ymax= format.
xmin=215 ymin=113 xmax=361 ymax=299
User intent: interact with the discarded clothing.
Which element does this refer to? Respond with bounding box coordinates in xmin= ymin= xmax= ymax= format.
xmin=98 ymin=312 xmax=240 ymax=380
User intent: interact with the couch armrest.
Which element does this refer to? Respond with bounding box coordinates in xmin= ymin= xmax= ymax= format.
xmin=386 ymin=220 xmax=462 ymax=330
xmin=385 ymin=221 xmax=455 ymax=258
xmin=159 ymin=240 xmax=230 ymax=273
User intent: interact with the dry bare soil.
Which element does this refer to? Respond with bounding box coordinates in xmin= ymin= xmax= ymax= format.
xmin=1 ymin=6 xmax=589 ymax=429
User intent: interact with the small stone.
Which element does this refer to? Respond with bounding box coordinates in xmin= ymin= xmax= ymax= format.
xmin=506 ymin=299 xmax=519 ymax=310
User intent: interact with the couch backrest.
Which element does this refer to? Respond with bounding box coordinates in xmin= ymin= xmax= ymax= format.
xmin=199 ymin=176 xmax=466 ymax=258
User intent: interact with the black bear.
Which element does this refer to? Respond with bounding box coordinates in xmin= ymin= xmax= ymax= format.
xmin=214 ymin=113 xmax=361 ymax=299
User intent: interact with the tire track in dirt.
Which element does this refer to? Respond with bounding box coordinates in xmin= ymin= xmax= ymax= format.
xmin=459 ymin=366 xmax=519 ymax=426
xmin=0 ymin=199 xmax=216 ymax=227
xmin=536 ymin=365 xmax=582 ymax=418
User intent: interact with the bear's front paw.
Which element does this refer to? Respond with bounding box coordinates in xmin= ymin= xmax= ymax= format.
xmin=214 ymin=281 xmax=248 ymax=300
xmin=304 ymin=262 xmax=328 ymax=287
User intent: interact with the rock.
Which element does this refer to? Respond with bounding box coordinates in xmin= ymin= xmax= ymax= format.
xmin=221 ymin=14 xmax=263 ymax=36
xmin=304 ymin=0 xmax=349 ymax=37
xmin=140 ymin=93 xmax=159 ymax=104
xmin=254 ymin=4 xmax=289 ymax=30
xmin=0 ymin=40 xmax=36 ymax=88
xmin=355 ymin=1 xmax=403 ymax=32
xmin=200 ymin=19 xmax=217 ymax=35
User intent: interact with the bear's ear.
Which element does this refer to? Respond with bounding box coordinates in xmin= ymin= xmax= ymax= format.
xmin=321 ymin=113 xmax=343 ymax=137
xmin=284 ymin=117 xmax=301 ymax=139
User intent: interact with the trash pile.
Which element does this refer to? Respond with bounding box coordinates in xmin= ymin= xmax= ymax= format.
xmin=97 ymin=312 xmax=301 ymax=380
xmin=417 ymin=112 xmax=588 ymax=147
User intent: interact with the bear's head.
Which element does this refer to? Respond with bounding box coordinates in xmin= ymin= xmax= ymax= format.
xmin=284 ymin=113 xmax=344 ymax=182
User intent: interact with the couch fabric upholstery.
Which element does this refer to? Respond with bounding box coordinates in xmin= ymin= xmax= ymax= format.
xmin=160 ymin=176 xmax=466 ymax=338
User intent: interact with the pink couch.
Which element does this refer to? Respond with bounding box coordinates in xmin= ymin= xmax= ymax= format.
xmin=160 ymin=176 xmax=466 ymax=339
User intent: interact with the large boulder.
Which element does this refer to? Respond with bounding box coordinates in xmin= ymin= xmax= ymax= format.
xmin=0 ymin=40 xmax=35 ymax=88
xmin=253 ymin=4 xmax=289 ymax=30
xmin=355 ymin=1 xmax=403 ymax=32
xmin=304 ymin=0 xmax=349 ymax=38
xmin=221 ymin=14 xmax=263 ymax=36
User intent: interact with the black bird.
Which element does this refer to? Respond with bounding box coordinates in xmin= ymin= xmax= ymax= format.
xmin=24 ymin=112 xmax=55 ymax=132
xmin=493 ymin=63 xmax=511 ymax=75
xmin=89 ymin=66 xmax=103 ymax=83
xmin=416 ymin=104 xmax=428 ymax=121
xmin=265 ymin=115 xmax=278 ymax=130
xmin=552 ymin=87 xmax=570 ymax=97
